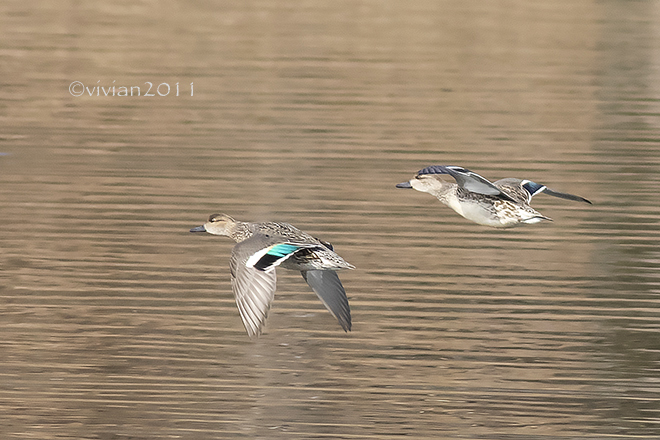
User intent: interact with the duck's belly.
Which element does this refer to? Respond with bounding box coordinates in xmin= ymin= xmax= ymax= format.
xmin=446 ymin=198 xmax=516 ymax=228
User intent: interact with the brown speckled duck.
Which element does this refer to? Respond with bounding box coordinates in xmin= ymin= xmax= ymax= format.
xmin=191 ymin=214 xmax=354 ymax=337
xmin=397 ymin=165 xmax=591 ymax=228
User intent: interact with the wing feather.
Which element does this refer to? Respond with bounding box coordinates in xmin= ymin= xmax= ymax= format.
xmin=230 ymin=236 xmax=279 ymax=337
xmin=301 ymin=270 xmax=351 ymax=332
xmin=418 ymin=165 xmax=513 ymax=199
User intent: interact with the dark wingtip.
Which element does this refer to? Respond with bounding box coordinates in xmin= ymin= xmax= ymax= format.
xmin=543 ymin=188 xmax=593 ymax=205
xmin=417 ymin=165 xmax=469 ymax=176
xmin=396 ymin=181 xmax=412 ymax=188
xmin=338 ymin=314 xmax=352 ymax=332
xmin=522 ymin=181 xmax=546 ymax=197
xmin=417 ymin=165 xmax=450 ymax=175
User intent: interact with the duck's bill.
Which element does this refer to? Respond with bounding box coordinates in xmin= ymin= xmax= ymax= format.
xmin=396 ymin=181 xmax=412 ymax=188
xmin=190 ymin=225 xmax=207 ymax=232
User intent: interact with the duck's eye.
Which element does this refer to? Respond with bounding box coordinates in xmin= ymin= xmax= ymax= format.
xmin=209 ymin=214 xmax=221 ymax=222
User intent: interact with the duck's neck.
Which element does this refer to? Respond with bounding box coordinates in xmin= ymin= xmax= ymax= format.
xmin=428 ymin=182 xmax=458 ymax=205
xmin=227 ymin=221 xmax=254 ymax=243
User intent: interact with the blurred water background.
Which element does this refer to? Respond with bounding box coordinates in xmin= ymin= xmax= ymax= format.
xmin=2 ymin=1 xmax=660 ymax=439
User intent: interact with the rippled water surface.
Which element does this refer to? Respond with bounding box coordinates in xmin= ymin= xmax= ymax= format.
xmin=2 ymin=1 xmax=660 ymax=439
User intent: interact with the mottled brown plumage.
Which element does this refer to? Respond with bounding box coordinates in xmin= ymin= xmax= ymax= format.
xmin=397 ymin=165 xmax=591 ymax=228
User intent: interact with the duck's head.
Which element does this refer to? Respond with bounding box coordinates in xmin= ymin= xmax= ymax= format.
xmin=396 ymin=174 xmax=451 ymax=195
xmin=190 ymin=213 xmax=236 ymax=236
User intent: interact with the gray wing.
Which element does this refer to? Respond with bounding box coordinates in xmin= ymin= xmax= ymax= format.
xmin=230 ymin=236 xmax=278 ymax=338
xmin=418 ymin=165 xmax=507 ymax=197
xmin=301 ymin=270 xmax=351 ymax=332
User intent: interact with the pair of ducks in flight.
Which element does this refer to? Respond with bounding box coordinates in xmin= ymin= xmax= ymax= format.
xmin=191 ymin=165 xmax=592 ymax=338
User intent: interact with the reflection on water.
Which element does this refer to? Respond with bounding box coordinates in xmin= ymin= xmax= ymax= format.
xmin=2 ymin=1 xmax=660 ymax=439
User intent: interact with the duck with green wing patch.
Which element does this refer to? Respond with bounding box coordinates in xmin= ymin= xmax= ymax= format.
xmin=191 ymin=214 xmax=354 ymax=337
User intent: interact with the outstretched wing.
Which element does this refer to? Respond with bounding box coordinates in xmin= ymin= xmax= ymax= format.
xmin=229 ymin=234 xmax=277 ymax=338
xmin=521 ymin=180 xmax=592 ymax=204
xmin=301 ymin=270 xmax=352 ymax=332
xmin=230 ymin=244 xmax=277 ymax=338
xmin=230 ymin=235 xmax=322 ymax=337
xmin=417 ymin=165 xmax=517 ymax=201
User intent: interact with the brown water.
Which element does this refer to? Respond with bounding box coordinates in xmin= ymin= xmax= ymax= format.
xmin=2 ymin=1 xmax=660 ymax=439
